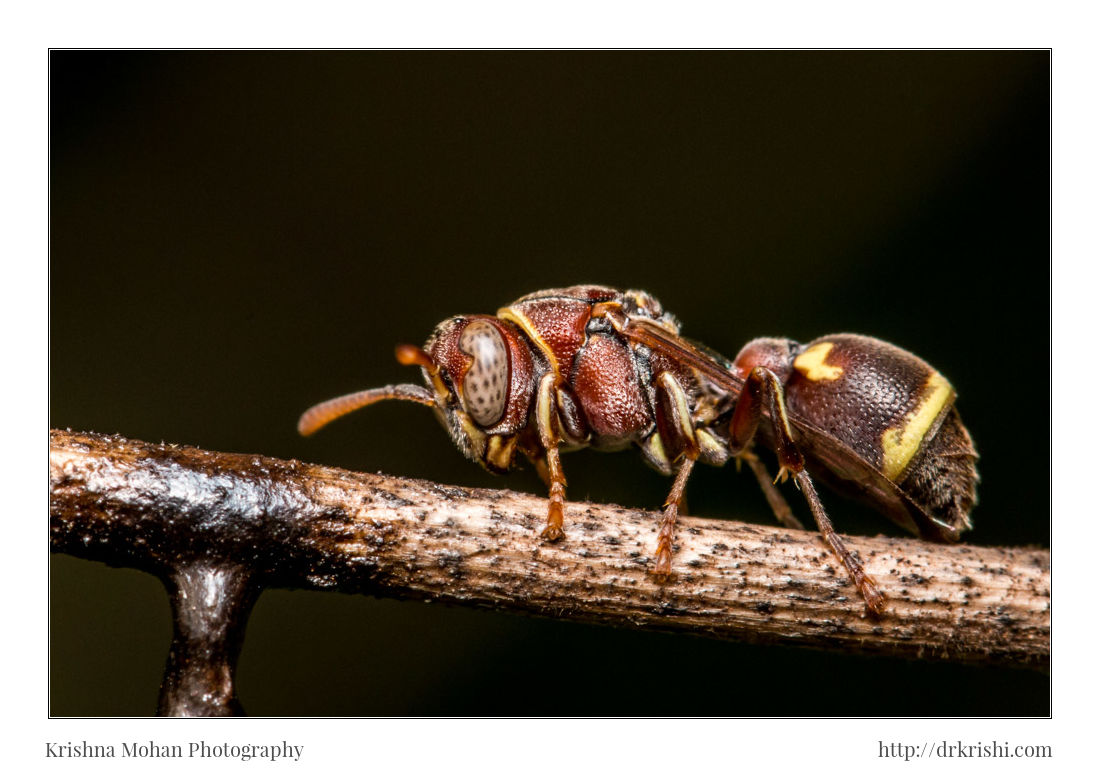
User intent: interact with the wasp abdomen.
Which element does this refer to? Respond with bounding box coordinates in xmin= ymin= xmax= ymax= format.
xmin=895 ymin=406 xmax=979 ymax=539
xmin=784 ymin=335 xmax=956 ymax=483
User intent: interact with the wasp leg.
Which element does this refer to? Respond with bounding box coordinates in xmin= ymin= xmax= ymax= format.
xmin=540 ymin=447 xmax=568 ymax=541
xmin=518 ymin=431 xmax=569 ymax=541
xmin=652 ymin=373 xmax=702 ymax=578
xmin=534 ymin=373 xmax=567 ymax=541
xmin=519 ymin=436 xmax=553 ymax=490
xmin=794 ymin=470 xmax=885 ymax=615
xmin=738 ymin=450 xmax=805 ymax=531
xmin=728 ymin=367 xmax=802 ymax=475
xmin=728 ymin=367 xmax=885 ymax=615
xmin=655 ymin=452 xmax=697 ymax=578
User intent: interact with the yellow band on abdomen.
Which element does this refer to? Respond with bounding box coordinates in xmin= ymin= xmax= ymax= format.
xmin=881 ymin=371 xmax=954 ymax=481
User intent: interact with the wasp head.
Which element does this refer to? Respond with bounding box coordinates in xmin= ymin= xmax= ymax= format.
xmin=299 ymin=315 xmax=537 ymax=474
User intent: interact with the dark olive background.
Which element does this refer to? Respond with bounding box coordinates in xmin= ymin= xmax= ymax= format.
xmin=50 ymin=51 xmax=1049 ymax=716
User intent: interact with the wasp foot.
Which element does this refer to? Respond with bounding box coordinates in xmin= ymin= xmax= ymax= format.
xmin=540 ymin=500 xmax=565 ymax=541
xmin=859 ymin=577 xmax=887 ymax=618
xmin=540 ymin=524 xmax=565 ymax=542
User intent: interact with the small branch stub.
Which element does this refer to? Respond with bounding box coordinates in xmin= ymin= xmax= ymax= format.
xmin=158 ymin=564 xmax=258 ymax=717
xmin=49 ymin=430 xmax=1050 ymax=715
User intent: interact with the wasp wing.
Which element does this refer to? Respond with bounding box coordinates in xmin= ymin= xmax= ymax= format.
xmin=620 ymin=318 xmax=745 ymax=392
xmin=780 ymin=415 xmax=962 ymax=541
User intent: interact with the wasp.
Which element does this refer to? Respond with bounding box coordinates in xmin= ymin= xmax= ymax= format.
xmin=299 ymin=286 xmax=978 ymax=615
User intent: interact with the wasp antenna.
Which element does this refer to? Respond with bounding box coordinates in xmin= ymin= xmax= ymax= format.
xmin=297 ymin=384 xmax=435 ymax=436
xmin=395 ymin=343 xmax=437 ymax=372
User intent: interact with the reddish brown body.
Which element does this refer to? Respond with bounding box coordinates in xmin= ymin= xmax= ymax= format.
xmin=299 ymin=285 xmax=979 ymax=616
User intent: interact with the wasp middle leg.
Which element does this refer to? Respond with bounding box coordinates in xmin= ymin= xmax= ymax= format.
xmin=651 ymin=372 xmax=705 ymax=578
xmin=654 ymin=452 xmax=697 ymax=578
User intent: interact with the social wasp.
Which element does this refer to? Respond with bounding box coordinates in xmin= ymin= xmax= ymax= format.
xmin=299 ymin=285 xmax=978 ymax=615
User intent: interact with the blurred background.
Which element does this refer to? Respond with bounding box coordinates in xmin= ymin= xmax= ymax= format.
xmin=50 ymin=51 xmax=1049 ymax=716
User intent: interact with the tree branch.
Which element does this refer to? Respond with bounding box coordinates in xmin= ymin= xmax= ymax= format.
xmin=50 ymin=429 xmax=1049 ymax=714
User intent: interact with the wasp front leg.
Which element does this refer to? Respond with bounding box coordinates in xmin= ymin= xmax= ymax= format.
xmin=728 ymin=366 xmax=886 ymax=615
xmin=532 ymin=373 xmax=568 ymax=541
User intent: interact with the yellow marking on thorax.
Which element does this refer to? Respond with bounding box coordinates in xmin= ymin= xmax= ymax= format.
xmin=793 ymin=342 xmax=844 ymax=381
xmin=497 ymin=306 xmax=561 ymax=380
xmin=881 ymin=372 xmax=955 ymax=481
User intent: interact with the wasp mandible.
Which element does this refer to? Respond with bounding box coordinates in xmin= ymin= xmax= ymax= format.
xmin=299 ymin=286 xmax=979 ymax=615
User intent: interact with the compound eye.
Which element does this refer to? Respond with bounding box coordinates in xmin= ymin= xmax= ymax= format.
xmin=458 ymin=320 xmax=510 ymax=426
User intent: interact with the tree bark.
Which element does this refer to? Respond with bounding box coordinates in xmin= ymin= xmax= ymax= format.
xmin=50 ymin=429 xmax=1049 ymax=714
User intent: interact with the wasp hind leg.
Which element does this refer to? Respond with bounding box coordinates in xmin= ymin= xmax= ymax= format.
xmin=728 ymin=366 xmax=885 ymax=616
xmin=793 ymin=470 xmax=885 ymax=615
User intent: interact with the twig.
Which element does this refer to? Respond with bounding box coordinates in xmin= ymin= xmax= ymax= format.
xmin=49 ymin=429 xmax=1050 ymax=715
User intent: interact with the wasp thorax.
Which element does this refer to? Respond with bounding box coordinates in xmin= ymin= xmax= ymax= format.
xmin=458 ymin=320 xmax=510 ymax=426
